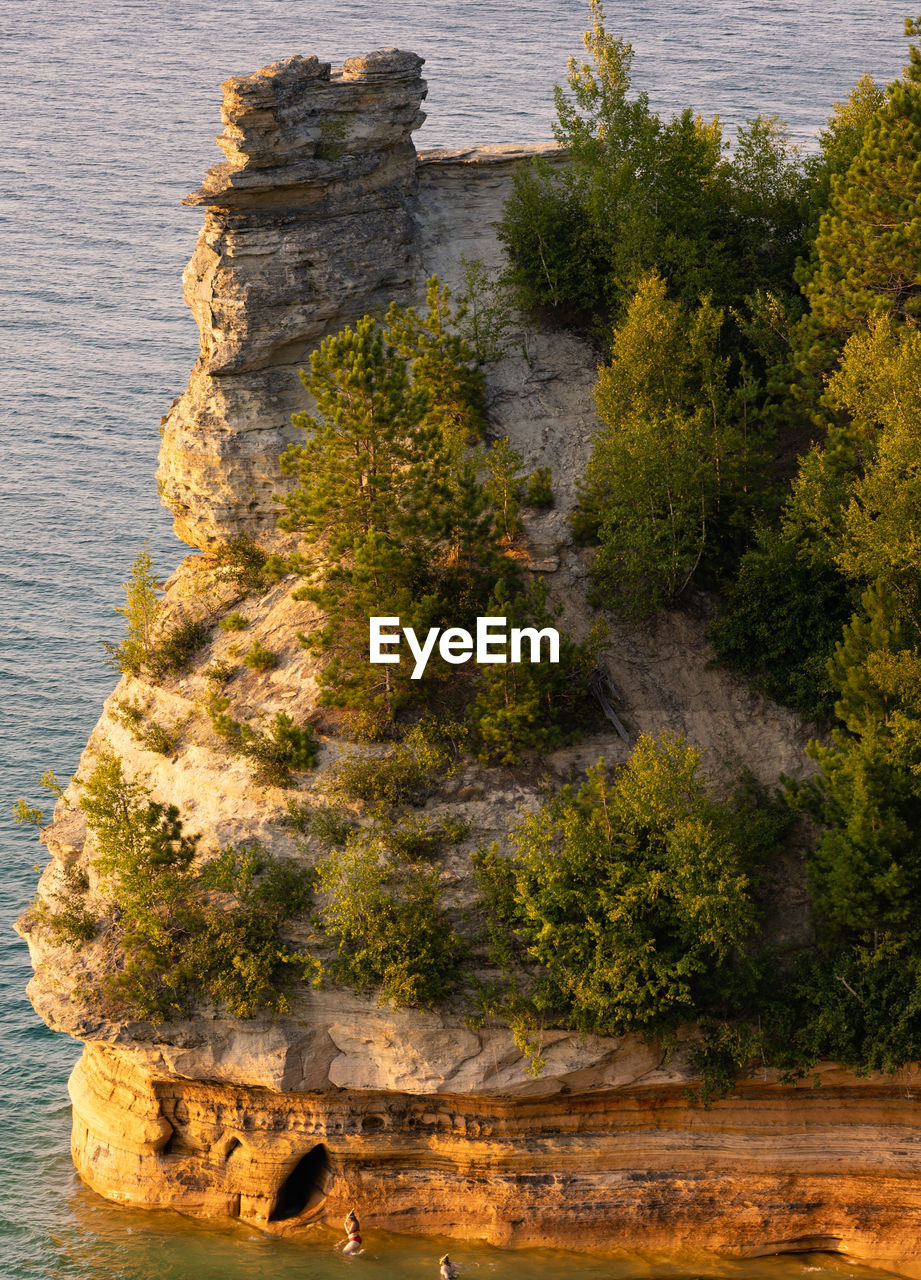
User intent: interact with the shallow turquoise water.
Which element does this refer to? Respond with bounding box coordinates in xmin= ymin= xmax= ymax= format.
xmin=0 ymin=2 xmax=911 ymax=1276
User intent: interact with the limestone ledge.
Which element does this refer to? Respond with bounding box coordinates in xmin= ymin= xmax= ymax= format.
xmin=67 ymin=1040 xmax=921 ymax=1278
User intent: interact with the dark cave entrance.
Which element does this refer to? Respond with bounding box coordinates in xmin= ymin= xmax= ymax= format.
xmin=269 ymin=1143 xmax=331 ymax=1221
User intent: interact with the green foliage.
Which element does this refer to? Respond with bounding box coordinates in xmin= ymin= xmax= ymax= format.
xmin=329 ymin=722 xmax=456 ymax=816
xmin=208 ymin=698 xmax=319 ymax=785
xmin=281 ymin=282 xmax=507 ymax=723
xmin=315 ymin=833 xmax=461 ymax=1007
xmin=14 ymin=771 xmax=65 ymax=829
xmin=308 ymin=806 xmax=355 ymax=846
xmin=580 ymin=273 xmax=761 ymax=615
xmin=13 ymin=798 xmax=45 ymax=829
xmin=142 ymin=721 xmax=177 ymax=756
xmin=379 ymin=813 xmax=471 ymax=862
xmin=709 ymin=525 xmax=854 ymax=720
xmin=220 ymin=612 xmax=248 ymax=632
xmin=829 ymin=320 xmax=921 ymax=614
xmin=194 ymin=844 xmax=317 ymax=1018
xmin=30 ymin=864 xmax=96 ymax=948
xmin=789 ymin=585 xmax=921 ymax=942
xmin=497 ymin=1 xmax=808 ymax=323
xmin=279 ymin=293 xmax=461 ymax=556
xmin=476 ymin=735 xmax=767 ymax=1038
xmin=524 ymin=467 xmax=554 ymax=509
xmin=150 ymin=616 xmax=210 ymax=679
xmin=211 ymin=536 xmax=287 ymax=594
xmin=803 ymin=41 xmax=921 ymax=340
xmin=76 ymin=753 xmax=313 ymax=1020
xmin=483 ymin=436 xmax=525 ymax=542
xmin=458 ymin=255 xmax=519 ymax=363
xmin=471 ymin=578 xmax=605 ymax=764
xmin=102 ymin=545 xmax=162 ymax=676
xmin=299 ymin=528 xmax=444 ymax=723
xmin=205 ymin=658 xmax=236 ymax=684
xmin=243 ymin=639 xmax=277 ymax=672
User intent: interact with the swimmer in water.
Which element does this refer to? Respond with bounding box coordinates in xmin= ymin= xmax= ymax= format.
xmin=341 ymin=1209 xmax=362 ymax=1255
xmin=440 ymin=1255 xmax=459 ymax=1278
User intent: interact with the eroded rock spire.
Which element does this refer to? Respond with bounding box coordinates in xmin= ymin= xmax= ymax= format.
xmin=157 ymin=50 xmax=427 ymax=548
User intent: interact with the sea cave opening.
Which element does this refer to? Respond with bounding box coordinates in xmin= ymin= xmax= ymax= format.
xmin=269 ymin=1143 xmax=331 ymax=1221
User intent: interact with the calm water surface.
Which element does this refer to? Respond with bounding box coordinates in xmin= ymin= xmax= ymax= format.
xmin=0 ymin=3 xmax=911 ymax=1276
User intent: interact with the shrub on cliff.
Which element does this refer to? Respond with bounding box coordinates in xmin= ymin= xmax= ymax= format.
xmin=470 ymin=578 xmax=605 ymax=765
xmin=475 ymin=735 xmax=788 ymax=1040
xmin=102 ymin=545 xmax=210 ymax=680
xmin=280 ymin=281 xmax=512 ymax=724
xmin=577 ymin=273 xmax=764 ymax=615
xmin=498 ymin=0 xmax=808 ymax=324
xmin=77 ymin=752 xmax=314 ymax=1020
xmin=315 ymin=831 xmax=461 ymax=1008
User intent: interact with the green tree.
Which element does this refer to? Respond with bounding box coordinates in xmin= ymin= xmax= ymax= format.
xmin=831 ymin=319 xmax=921 ymax=620
xmin=471 ymin=578 xmax=604 ymax=765
xmin=102 ymin=545 xmax=161 ymax=675
xmin=478 ymin=735 xmax=760 ymax=1036
xmin=77 ymin=752 xmax=313 ymax=1020
xmin=580 ymin=272 xmax=758 ymax=615
xmin=802 ymin=24 xmax=921 ymax=340
xmin=791 ymin=585 xmax=921 ymax=941
xmin=315 ymin=832 xmax=461 ymax=1007
xmin=300 ymin=529 xmax=443 ymax=724
xmin=279 ymin=313 xmax=452 ymax=557
xmin=709 ymin=525 xmax=853 ymax=720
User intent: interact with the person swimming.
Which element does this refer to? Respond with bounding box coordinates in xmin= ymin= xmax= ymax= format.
xmin=439 ymin=1254 xmax=458 ymax=1278
xmin=341 ymin=1210 xmax=362 ymax=1255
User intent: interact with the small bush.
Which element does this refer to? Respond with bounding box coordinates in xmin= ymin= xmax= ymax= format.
xmin=208 ymin=697 xmax=319 ymax=785
xmin=330 ymin=722 xmax=455 ymax=815
xmin=709 ymin=527 xmax=853 ymax=721
xmin=382 ymin=815 xmax=443 ymax=862
xmin=383 ymin=814 xmax=473 ymax=862
xmin=524 ymin=466 xmax=554 ymax=509
xmin=205 ymin=659 xmax=236 ymax=684
xmin=142 ymin=721 xmax=176 ymax=756
xmin=72 ymin=753 xmax=316 ymax=1021
xmin=219 ymin=612 xmax=248 ymax=632
xmin=113 ymin=698 xmax=144 ymax=731
xmin=309 ymin=806 xmax=354 ymax=846
xmin=151 ymin=616 xmax=211 ymax=679
xmin=471 ymin=579 xmax=605 ymax=765
xmin=32 ymin=865 xmax=96 ymax=948
xmin=315 ymin=834 xmax=461 ymax=1007
xmin=211 ymin=536 xmax=288 ymax=594
xmin=244 ymin=640 xmax=277 ymax=672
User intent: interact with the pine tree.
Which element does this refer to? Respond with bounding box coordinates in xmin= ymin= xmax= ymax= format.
xmin=102 ymin=544 xmax=161 ymax=675
xmin=795 ymin=585 xmax=921 ymax=939
xmin=279 ymin=313 xmax=453 ymax=560
xmin=803 ymin=23 xmax=921 ymax=339
xmin=580 ymin=272 xmax=755 ymax=615
xmin=300 ymin=529 xmax=442 ymax=728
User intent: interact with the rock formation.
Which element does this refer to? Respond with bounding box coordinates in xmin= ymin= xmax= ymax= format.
xmin=158 ymin=50 xmax=428 ymax=548
xmin=21 ymin=49 xmax=921 ymax=1280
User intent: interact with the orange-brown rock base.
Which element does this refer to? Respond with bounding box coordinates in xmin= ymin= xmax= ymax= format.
xmin=70 ymin=1043 xmax=921 ymax=1278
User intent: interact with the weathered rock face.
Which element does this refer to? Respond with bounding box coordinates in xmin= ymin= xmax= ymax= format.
xmin=21 ymin=47 xmax=921 ymax=1280
xmin=68 ymin=1041 xmax=921 ymax=1278
xmin=157 ymin=50 xmax=428 ymax=548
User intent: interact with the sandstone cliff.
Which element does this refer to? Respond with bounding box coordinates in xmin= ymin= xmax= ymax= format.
xmin=21 ymin=49 xmax=921 ymax=1279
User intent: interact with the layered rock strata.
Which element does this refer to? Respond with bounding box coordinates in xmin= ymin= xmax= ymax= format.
xmin=157 ymin=50 xmax=428 ymax=548
xmin=21 ymin=48 xmax=921 ymax=1279
xmin=68 ymin=1040 xmax=921 ymax=1277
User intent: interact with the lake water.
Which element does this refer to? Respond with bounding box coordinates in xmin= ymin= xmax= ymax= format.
xmin=0 ymin=2 xmax=911 ymax=1276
